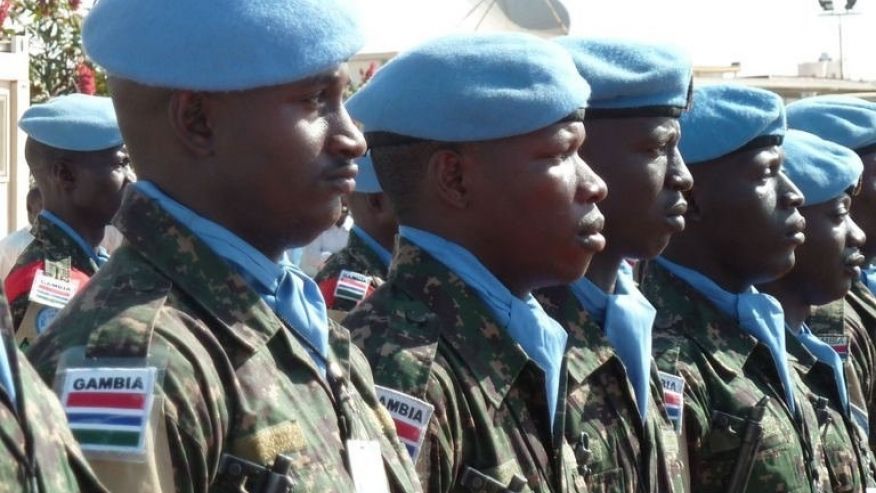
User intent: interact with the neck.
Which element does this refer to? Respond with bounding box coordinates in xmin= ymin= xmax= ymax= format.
xmin=358 ymin=223 xmax=395 ymax=253
xmin=760 ymin=280 xmax=808 ymax=330
xmin=662 ymin=243 xmax=749 ymax=293
xmin=584 ymin=251 xmax=621 ymax=293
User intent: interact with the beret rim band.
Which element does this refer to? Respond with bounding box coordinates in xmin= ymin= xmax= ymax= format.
xmin=856 ymin=142 xmax=876 ymax=156
xmin=686 ymin=134 xmax=783 ymax=166
xmin=584 ymin=105 xmax=685 ymax=120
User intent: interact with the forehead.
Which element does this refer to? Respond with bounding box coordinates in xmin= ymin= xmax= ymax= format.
xmin=585 ymin=116 xmax=679 ymax=138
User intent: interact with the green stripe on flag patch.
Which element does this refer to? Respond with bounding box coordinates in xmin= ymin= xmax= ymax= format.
xmin=73 ymin=428 xmax=141 ymax=448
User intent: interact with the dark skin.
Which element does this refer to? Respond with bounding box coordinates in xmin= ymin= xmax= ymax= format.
xmin=348 ymin=192 xmax=398 ymax=252
xmin=760 ymin=193 xmax=866 ymax=329
xmin=851 ymin=151 xmax=876 ymax=262
xmin=662 ymin=145 xmax=806 ymax=293
xmin=108 ymin=65 xmax=366 ymax=261
xmin=581 ymin=116 xmax=693 ymax=293
xmin=402 ymin=120 xmax=607 ymax=298
xmin=26 ymin=139 xmax=133 ymax=248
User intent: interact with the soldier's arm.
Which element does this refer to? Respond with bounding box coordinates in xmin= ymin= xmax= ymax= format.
xmin=414 ymin=365 xmax=464 ymax=493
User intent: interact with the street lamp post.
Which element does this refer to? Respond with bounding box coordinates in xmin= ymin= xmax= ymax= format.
xmin=818 ymin=0 xmax=859 ymax=80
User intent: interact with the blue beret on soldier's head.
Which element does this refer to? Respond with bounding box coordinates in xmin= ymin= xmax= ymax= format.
xmin=82 ymin=0 xmax=363 ymax=91
xmin=787 ymin=96 xmax=876 ymax=154
xmin=354 ymin=154 xmax=382 ymax=194
xmin=782 ymin=129 xmax=862 ymax=206
xmin=346 ymin=32 xmax=591 ymax=145
xmin=554 ymin=37 xmax=692 ymax=118
xmin=679 ymin=84 xmax=786 ymax=165
xmin=18 ymin=94 xmax=122 ymax=152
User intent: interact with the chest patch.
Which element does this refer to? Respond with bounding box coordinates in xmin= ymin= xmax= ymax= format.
xmin=28 ymin=269 xmax=80 ymax=309
xmin=335 ymin=270 xmax=372 ymax=304
xmin=817 ymin=334 xmax=850 ymax=361
xmin=658 ymin=371 xmax=685 ymax=433
xmin=375 ymin=385 xmax=434 ymax=463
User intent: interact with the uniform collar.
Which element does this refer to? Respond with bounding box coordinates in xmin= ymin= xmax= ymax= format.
xmin=350 ymin=226 xmax=392 ymax=270
xmin=35 ymin=211 xmax=99 ymax=271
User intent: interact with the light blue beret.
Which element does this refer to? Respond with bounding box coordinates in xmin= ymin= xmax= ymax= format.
xmin=354 ymin=154 xmax=382 ymax=194
xmin=679 ymin=84 xmax=786 ymax=165
xmin=554 ymin=37 xmax=692 ymax=117
xmin=787 ymin=96 xmax=876 ymax=153
xmin=347 ymin=32 xmax=591 ymax=144
xmin=19 ymin=94 xmax=122 ymax=152
xmin=82 ymin=0 xmax=363 ymax=91
xmin=782 ymin=129 xmax=862 ymax=206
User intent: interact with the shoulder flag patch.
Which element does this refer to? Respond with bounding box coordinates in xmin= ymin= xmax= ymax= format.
xmin=658 ymin=371 xmax=685 ymax=434
xmin=334 ymin=270 xmax=372 ymax=304
xmin=817 ymin=334 xmax=850 ymax=361
xmin=61 ymin=367 xmax=157 ymax=455
xmin=375 ymin=385 xmax=434 ymax=463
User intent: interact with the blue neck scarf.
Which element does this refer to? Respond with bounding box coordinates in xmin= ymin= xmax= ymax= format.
xmin=40 ymin=210 xmax=108 ymax=266
xmin=136 ymin=182 xmax=329 ymax=375
xmin=570 ymin=272 xmax=655 ymax=422
xmin=352 ymin=226 xmax=392 ymax=269
xmin=656 ymin=257 xmax=797 ymax=413
xmin=792 ymin=323 xmax=849 ymax=414
xmin=0 ymin=336 xmax=15 ymax=406
xmin=861 ymin=265 xmax=876 ymax=295
xmin=400 ymin=226 xmax=567 ymax=428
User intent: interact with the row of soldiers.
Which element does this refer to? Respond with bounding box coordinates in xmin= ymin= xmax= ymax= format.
xmin=3 ymin=0 xmax=876 ymax=492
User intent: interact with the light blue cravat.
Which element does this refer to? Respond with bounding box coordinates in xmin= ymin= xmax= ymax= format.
xmin=352 ymin=226 xmax=392 ymax=269
xmin=792 ymin=323 xmax=849 ymax=414
xmin=400 ymin=226 xmax=567 ymax=428
xmin=656 ymin=257 xmax=797 ymax=414
xmin=40 ymin=210 xmax=105 ymax=266
xmin=0 ymin=335 xmax=15 ymax=406
xmin=570 ymin=272 xmax=655 ymax=422
xmin=861 ymin=265 xmax=876 ymax=295
xmin=136 ymin=182 xmax=329 ymax=375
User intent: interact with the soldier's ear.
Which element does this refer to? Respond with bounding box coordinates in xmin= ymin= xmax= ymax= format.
xmin=168 ymin=91 xmax=215 ymax=158
xmin=51 ymin=159 xmax=77 ymax=192
xmin=427 ymin=147 xmax=469 ymax=209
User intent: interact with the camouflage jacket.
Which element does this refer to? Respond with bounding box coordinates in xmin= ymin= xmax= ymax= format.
xmin=809 ymin=297 xmax=876 ymax=452
xmin=0 ymin=286 xmax=107 ymax=492
xmin=535 ymin=285 xmax=686 ymax=493
xmin=4 ymin=215 xmax=98 ymax=343
xmin=639 ymin=260 xmax=830 ymax=493
xmin=315 ymin=231 xmax=386 ymax=317
xmin=25 ymin=187 xmax=422 ymax=493
xmin=345 ymin=238 xmax=587 ymax=493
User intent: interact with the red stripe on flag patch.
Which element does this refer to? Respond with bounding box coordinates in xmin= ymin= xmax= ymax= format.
xmin=393 ymin=418 xmax=422 ymax=443
xmin=664 ymin=392 xmax=682 ymax=406
xmin=66 ymin=392 xmax=146 ymax=410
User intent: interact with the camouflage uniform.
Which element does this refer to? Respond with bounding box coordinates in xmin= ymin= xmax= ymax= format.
xmin=639 ymin=260 xmax=830 ymax=493
xmin=345 ymin=238 xmax=587 ymax=493
xmin=0 ymin=286 xmax=107 ymax=492
xmin=315 ymin=230 xmax=386 ymax=317
xmin=4 ymin=215 xmax=98 ymax=343
xmin=26 ymin=187 xmax=422 ymax=493
xmin=535 ymin=285 xmax=686 ymax=493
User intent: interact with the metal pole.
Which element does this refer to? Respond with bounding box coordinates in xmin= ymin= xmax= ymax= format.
xmin=838 ymin=13 xmax=845 ymax=79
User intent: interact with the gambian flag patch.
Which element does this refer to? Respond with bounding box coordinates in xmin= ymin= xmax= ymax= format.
xmin=658 ymin=371 xmax=685 ymax=434
xmin=375 ymin=385 xmax=434 ymax=463
xmin=61 ymin=367 xmax=157 ymax=455
xmin=334 ymin=270 xmax=372 ymax=304
xmin=818 ymin=334 xmax=850 ymax=361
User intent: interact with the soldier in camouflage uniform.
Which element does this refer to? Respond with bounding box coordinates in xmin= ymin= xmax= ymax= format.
xmin=640 ymin=84 xmax=831 ymax=493
xmin=0 ymin=286 xmax=107 ymax=491
xmin=5 ymin=94 xmax=132 ymax=345
xmin=317 ymin=155 xmax=397 ymax=319
xmin=343 ymin=33 xmax=607 ymax=492
xmin=25 ymin=0 xmax=421 ymax=492
xmin=787 ymin=96 xmax=876 ymax=450
xmin=759 ymin=129 xmax=876 ymax=491
xmin=535 ymin=38 xmax=693 ymax=493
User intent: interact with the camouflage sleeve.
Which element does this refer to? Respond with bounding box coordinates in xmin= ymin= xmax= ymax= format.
xmin=845 ymin=312 xmax=876 ymax=402
xmin=415 ymin=363 xmax=464 ymax=493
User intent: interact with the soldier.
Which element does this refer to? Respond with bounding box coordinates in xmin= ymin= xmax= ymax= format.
xmin=535 ymin=38 xmax=692 ymax=492
xmin=787 ymin=96 xmax=876 ymax=448
xmin=25 ymin=0 xmax=421 ymax=491
xmin=4 ymin=94 xmax=132 ymax=346
xmin=638 ymin=84 xmax=831 ymax=492
xmin=316 ymin=154 xmax=398 ymax=319
xmin=343 ymin=32 xmax=607 ymax=492
xmin=0 ymin=285 xmax=108 ymax=491
xmin=759 ymin=129 xmax=876 ymax=491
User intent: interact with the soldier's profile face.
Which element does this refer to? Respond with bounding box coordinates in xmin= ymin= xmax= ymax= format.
xmin=461 ymin=120 xmax=607 ymax=292
xmin=691 ymin=145 xmax=806 ymax=286
xmin=851 ymin=151 xmax=876 ymax=261
xmin=203 ymin=64 xmax=366 ymax=251
xmin=69 ymin=145 xmax=134 ymax=226
xmin=581 ymin=116 xmax=692 ymax=260
xmin=777 ymin=194 xmax=865 ymax=305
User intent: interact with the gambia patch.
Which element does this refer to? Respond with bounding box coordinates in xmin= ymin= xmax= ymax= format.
xmin=61 ymin=367 xmax=157 ymax=455
xmin=658 ymin=371 xmax=685 ymax=433
xmin=28 ymin=269 xmax=79 ymax=309
xmin=334 ymin=270 xmax=372 ymax=304
xmin=817 ymin=334 xmax=850 ymax=361
xmin=375 ymin=385 xmax=434 ymax=463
